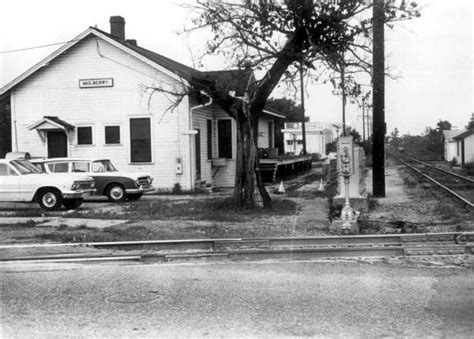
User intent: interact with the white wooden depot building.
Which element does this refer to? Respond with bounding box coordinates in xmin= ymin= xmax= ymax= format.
xmin=0 ymin=16 xmax=282 ymax=191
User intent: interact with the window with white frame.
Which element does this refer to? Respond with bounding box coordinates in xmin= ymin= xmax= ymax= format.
xmin=77 ymin=126 xmax=93 ymax=145
xmin=130 ymin=118 xmax=151 ymax=163
xmin=105 ymin=125 xmax=121 ymax=144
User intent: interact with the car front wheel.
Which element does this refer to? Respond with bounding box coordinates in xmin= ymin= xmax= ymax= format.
xmin=38 ymin=189 xmax=62 ymax=211
xmin=63 ymin=198 xmax=83 ymax=210
xmin=106 ymin=184 xmax=126 ymax=203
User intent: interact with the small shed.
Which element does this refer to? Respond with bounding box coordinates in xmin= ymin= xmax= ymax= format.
xmin=453 ymin=129 xmax=474 ymax=166
xmin=443 ymin=129 xmax=464 ymax=163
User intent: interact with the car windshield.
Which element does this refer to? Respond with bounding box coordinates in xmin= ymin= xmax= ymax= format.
xmin=10 ymin=160 xmax=44 ymax=175
xmin=91 ymin=160 xmax=117 ymax=172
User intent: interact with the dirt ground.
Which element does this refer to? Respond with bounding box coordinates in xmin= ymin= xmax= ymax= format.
xmin=0 ymin=163 xmax=473 ymax=245
xmin=362 ymin=163 xmax=474 ymax=234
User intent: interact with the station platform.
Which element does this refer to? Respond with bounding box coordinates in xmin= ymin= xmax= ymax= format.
xmin=365 ymin=166 xmax=412 ymax=205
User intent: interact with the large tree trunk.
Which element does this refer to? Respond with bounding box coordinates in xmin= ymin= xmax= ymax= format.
xmin=232 ymin=108 xmax=255 ymax=206
xmin=232 ymin=103 xmax=272 ymax=208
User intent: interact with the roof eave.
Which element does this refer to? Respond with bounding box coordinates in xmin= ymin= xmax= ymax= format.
xmin=262 ymin=109 xmax=285 ymax=119
xmin=91 ymin=29 xmax=191 ymax=87
xmin=0 ymin=28 xmax=94 ymax=95
xmin=28 ymin=118 xmax=69 ymax=131
xmin=453 ymin=130 xmax=474 ymax=140
xmin=0 ymin=27 xmax=191 ymax=96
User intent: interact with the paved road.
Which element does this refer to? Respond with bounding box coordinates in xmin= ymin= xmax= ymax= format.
xmin=1 ymin=259 xmax=473 ymax=338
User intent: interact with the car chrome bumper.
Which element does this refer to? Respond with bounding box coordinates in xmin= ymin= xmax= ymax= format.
xmin=125 ymin=187 xmax=154 ymax=194
xmin=62 ymin=189 xmax=96 ymax=199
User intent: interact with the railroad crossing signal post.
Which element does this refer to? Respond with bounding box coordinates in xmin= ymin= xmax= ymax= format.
xmin=340 ymin=144 xmax=355 ymax=222
xmin=330 ymin=136 xmax=360 ymax=235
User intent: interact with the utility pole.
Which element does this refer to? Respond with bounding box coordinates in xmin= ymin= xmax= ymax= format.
xmin=300 ymin=61 xmax=307 ymax=155
xmin=341 ymin=53 xmax=347 ymax=137
xmin=362 ymin=103 xmax=366 ymax=141
xmin=373 ymin=0 xmax=385 ymax=197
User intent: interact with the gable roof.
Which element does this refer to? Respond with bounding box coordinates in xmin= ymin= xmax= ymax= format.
xmin=443 ymin=129 xmax=465 ymax=142
xmin=90 ymin=27 xmax=198 ymax=82
xmin=453 ymin=129 xmax=474 ymax=140
xmin=0 ymin=27 xmax=196 ymax=97
xmin=0 ymin=25 xmax=253 ymax=97
xmin=28 ymin=116 xmax=75 ymax=131
xmin=0 ymin=23 xmax=284 ymax=119
xmin=199 ymin=69 xmax=255 ymax=97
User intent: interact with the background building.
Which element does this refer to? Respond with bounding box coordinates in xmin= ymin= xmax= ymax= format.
xmin=281 ymin=122 xmax=342 ymax=155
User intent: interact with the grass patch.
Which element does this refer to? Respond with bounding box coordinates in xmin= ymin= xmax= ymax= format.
xmin=22 ymin=219 xmax=38 ymax=228
xmin=117 ymin=197 xmax=299 ymax=222
xmin=368 ymin=196 xmax=379 ymax=210
xmin=36 ymin=229 xmax=108 ymax=243
xmin=1 ymin=197 xmax=302 ymax=243
xmin=57 ymin=224 xmax=68 ymax=230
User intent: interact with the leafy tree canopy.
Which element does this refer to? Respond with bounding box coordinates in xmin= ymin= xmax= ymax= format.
xmin=436 ymin=119 xmax=451 ymax=132
xmin=466 ymin=114 xmax=474 ymax=130
xmin=181 ymin=0 xmax=420 ymax=208
xmin=187 ymin=0 xmax=420 ymax=99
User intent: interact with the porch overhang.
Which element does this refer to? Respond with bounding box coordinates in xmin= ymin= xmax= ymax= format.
xmin=28 ymin=116 xmax=75 ymax=131
xmin=28 ymin=116 xmax=75 ymax=142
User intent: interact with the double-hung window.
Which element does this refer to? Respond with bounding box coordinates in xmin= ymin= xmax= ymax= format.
xmin=217 ymin=119 xmax=232 ymax=159
xmin=130 ymin=118 xmax=151 ymax=163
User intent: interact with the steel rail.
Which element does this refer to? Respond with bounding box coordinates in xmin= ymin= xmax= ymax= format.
xmin=402 ymin=155 xmax=474 ymax=183
xmin=397 ymin=157 xmax=474 ymax=208
xmin=82 ymin=234 xmax=428 ymax=251
xmin=1 ymin=232 xmax=472 ymax=263
xmin=0 ymin=232 xmax=474 ymax=262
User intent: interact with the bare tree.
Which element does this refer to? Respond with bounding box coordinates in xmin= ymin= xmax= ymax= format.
xmin=179 ymin=0 xmax=419 ymax=208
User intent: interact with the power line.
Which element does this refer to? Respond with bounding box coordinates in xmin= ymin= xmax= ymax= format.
xmin=0 ymin=40 xmax=80 ymax=54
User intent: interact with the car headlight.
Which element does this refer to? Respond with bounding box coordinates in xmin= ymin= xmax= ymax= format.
xmin=71 ymin=182 xmax=80 ymax=190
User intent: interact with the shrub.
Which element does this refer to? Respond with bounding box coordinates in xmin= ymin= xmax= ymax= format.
xmin=172 ymin=183 xmax=182 ymax=194
xmin=462 ymin=162 xmax=474 ymax=175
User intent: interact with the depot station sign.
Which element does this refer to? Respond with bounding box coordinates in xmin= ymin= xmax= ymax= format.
xmin=79 ymin=78 xmax=114 ymax=88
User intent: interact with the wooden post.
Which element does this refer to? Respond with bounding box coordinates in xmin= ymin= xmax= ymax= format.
xmin=372 ymin=0 xmax=385 ymax=197
xmin=300 ymin=61 xmax=307 ymax=155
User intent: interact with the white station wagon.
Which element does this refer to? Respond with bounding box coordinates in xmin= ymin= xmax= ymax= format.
xmin=32 ymin=158 xmax=154 ymax=203
xmin=0 ymin=158 xmax=95 ymax=211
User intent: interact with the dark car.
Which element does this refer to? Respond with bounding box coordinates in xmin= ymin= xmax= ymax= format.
xmin=32 ymin=158 xmax=153 ymax=202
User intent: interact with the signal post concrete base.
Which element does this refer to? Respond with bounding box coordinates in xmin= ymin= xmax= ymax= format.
xmin=329 ymin=220 xmax=359 ymax=235
xmin=332 ymin=195 xmax=369 ymax=213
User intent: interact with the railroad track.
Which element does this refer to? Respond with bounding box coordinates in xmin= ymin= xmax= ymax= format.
xmin=394 ymin=154 xmax=474 ymax=208
xmin=1 ymin=232 xmax=473 ymax=263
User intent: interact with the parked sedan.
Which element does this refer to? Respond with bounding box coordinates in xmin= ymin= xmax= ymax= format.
xmin=32 ymin=158 xmax=154 ymax=202
xmin=0 ymin=158 xmax=95 ymax=211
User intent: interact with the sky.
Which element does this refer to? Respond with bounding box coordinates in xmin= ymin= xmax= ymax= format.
xmin=0 ymin=0 xmax=472 ymax=136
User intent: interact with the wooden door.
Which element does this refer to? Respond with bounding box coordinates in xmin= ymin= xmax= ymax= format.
xmin=47 ymin=131 xmax=67 ymax=158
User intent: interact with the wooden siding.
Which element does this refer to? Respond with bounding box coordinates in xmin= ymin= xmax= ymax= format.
xmin=444 ymin=140 xmax=458 ymax=162
xmin=463 ymin=134 xmax=474 ymax=164
xmin=192 ymin=101 xmax=236 ymax=188
xmin=191 ymin=103 xmax=213 ymax=187
xmin=9 ymin=34 xmax=280 ymax=190
xmin=10 ymin=36 xmax=193 ymax=190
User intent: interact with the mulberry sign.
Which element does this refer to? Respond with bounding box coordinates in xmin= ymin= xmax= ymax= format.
xmin=79 ymin=78 xmax=114 ymax=88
